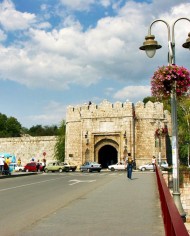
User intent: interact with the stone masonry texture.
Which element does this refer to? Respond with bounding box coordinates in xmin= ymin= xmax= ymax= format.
xmin=65 ymin=100 xmax=171 ymax=167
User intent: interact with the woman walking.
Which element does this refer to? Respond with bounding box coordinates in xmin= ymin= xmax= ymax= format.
xmin=126 ymin=157 xmax=134 ymax=179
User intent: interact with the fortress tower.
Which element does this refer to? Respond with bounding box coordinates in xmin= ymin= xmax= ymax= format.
xmin=65 ymin=100 xmax=171 ymax=168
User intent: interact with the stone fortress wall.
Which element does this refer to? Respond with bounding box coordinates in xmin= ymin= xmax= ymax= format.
xmin=0 ymin=100 xmax=171 ymax=168
xmin=0 ymin=136 xmax=57 ymax=165
xmin=65 ymin=100 xmax=171 ymax=167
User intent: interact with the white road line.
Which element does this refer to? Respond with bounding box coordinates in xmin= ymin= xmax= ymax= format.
xmin=0 ymin=176 xmax=67 ymax=192
xmin=69 ymin=179 xmax=96 ymax=186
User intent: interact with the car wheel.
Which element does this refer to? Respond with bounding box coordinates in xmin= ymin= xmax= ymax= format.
xmin=19 ymin=169 xmax=22 ymax=172
xmin=59 ymin=168 xmax=63 ymax=173
xmin=141 ymin=167 xmax=146 ymax=171
xmin=44 ymin=169 xmax=48 ymax=173
xmin=111 ymin=167 xmax=115 ymax=171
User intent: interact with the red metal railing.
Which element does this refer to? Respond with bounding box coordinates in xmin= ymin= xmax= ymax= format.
xmin=155 ymin=165 xmax=189 ymax=236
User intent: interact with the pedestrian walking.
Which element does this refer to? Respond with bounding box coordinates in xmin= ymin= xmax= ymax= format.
xmin=17 ymin=158 xmax=21 ymax=166
xmin=0 ymin=155 xmax=5 ymax=175
xmin=152 ymin=156 xmax=156 ymax=172
xmin=125 ymin=157 xmax=134 ymax=179
xmin=36 ymin=160 xmax=40 ymax=172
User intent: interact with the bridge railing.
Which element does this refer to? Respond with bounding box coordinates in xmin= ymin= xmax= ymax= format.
xmin=155 ymin=165 xmax=189 ymax=236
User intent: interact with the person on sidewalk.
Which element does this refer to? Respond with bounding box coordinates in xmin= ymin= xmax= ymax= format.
xmin=152 ymin=156 xmax=156 ymax=172
xmin=36 ymin=160 xmax=40 ymax=172
xmin=125 ymin=157 xmax=134 ymax=179
xmin=0 ymin=155 xmax=5 ymax=175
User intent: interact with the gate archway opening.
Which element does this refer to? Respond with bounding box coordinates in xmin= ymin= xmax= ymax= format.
xmin=98 ymin=145 xmax=118 ymax=168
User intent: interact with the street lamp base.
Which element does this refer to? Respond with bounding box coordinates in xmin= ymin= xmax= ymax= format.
xmin=172 ymin=192 xmax=186 ymax=222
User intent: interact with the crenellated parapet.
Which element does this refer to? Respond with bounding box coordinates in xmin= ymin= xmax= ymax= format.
xmin=65 ymin=99 xmax=171 ymax=167
xmin=66 ymin=99 xmax=134 ymax=122
xmin=67 ymin=100 xmax=166 ymax=122
xmin=134 ymin=101 xmax=164 ymax=119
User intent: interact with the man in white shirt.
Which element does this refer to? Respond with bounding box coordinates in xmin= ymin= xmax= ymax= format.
xmin=152 ymin=156 xmax=156 ymax=172
xmin=0 ymin=155 xmax=5 ymax=174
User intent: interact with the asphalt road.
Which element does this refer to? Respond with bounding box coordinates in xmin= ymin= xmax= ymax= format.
xmin=0 ymin=171 xmax=165 ymax=236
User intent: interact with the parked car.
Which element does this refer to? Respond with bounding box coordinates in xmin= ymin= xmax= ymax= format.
xmin=108 ymin=162 xmax=126 ymax=171
xmin=44 ymin=162 xmax=70 ymax=173
xmin=9 ymin=163 xmax=24 ymax=172
xmin=80 ymin=162 xmax=102 ymax=172
xmin=139 ymin=161 xmax=168 ymax=171
xmin=24 ymin=162 xmax=44 ymax=172
xmin=62 ymin=162 xmax=77 ymax=172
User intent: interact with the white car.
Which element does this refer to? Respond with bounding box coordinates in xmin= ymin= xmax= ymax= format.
xmin=108 ymin=162 xmax=126 ymax=171
xmin=15 ymin=165 xmax=25 ymax=172
xmin=138 ymin=161 xmax=168 ymax=171
xmin=9 ymin=163 xmax=25 ymax=172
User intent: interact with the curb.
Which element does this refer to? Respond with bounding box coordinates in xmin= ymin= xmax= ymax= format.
xmin=0 ymin=172 xmax=38 ymax=179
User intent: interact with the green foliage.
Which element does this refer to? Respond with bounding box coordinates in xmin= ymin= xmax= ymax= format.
xmin=143 ymin=96 xmax=190 ymax=165
xmin=27 ymin=125 xmax=58 ymax=136
xmin=143 ymin=96 xmax=171 ymax=112
xmin=54 ymin=120 xmax=66 ymax=162
xmin=177 ymin=97 xmax=190 ymax=165
xmin=143 ymin=96 xmax=157 ymax=104
xmin=0 ymin=113 xmax=22 ymax=137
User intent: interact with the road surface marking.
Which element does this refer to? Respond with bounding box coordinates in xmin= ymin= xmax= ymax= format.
xmin=69 ymin=179 xmax=96 ymax=186
xmin=0 ymin=176 xmax=67 ymax=192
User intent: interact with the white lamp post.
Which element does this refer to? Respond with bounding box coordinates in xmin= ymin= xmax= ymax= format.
xmin=139 ymin=17 xmax=190 ymax=220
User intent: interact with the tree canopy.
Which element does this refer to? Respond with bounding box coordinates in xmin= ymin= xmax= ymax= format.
xmin=0 ymin=113 xmax=22 ymax=137
xmin=143 ymin=95 xmax=190 ymax=165
xmin=54 ymin=120 xmax=66 ymax=162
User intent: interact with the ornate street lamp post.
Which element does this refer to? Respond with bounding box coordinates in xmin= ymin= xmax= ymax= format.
xmin=139 ymin=18 xmax=190 ymax=219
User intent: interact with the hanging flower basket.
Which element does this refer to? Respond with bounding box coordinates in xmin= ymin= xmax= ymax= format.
xmin=155 ymin=127 xmax=168 ymax=137
xmin=151 ymin=64 xmax=190 ymax=98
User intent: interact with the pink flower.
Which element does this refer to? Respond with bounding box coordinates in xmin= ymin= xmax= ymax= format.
xmin=151 ymin=65 xmax=190 ymax=98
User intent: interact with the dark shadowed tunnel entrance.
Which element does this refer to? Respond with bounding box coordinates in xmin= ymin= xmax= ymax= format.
xmin=98 ymin=145 xmax=118 ymax=168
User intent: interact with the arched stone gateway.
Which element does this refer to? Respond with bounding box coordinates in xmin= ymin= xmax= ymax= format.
xmin=94 ymin=138 xmax=119 ymax=168
xmin=65 ymin=100 xmax=171 ymax=168
xmin=98 ymin=145 xmax=117 ymax=168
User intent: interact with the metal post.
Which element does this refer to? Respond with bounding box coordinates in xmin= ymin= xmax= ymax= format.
xmin=158 ymin=135 xmax=161 ymax=166
xmin=139 ymin=17 xmax=190 ymax=219
xmin=171 ymin=89 xmax=186 ymax=219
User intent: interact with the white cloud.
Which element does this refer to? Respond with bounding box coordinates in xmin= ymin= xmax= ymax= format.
xmin=26 ymin=101 xmax=67 ymax=127
xmin=0 ymin=29 xmax=7 ymax=41
xmin=99 ymin=0 xmax=111 ymax=8
xmin=59 ymin=0 xmax=95 ymax=11
xmin=0 ymin=0 xmax=189 ymax=92
xmin=113 ymin=86 xmax=151 ymax=102
xmin=0 ymin=0 xmax=36 ymax=31
xmin=0 ymin=0 xmax=190 ymax=127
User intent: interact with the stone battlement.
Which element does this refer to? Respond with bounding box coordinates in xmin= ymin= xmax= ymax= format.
xmin=65 ymin=99 xmax=171 ymax=167
xmin=66 ymin=100 xmax=165 ymax=122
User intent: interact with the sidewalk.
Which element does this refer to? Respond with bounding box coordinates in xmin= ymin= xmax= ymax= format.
xmin=16 ymin=172 xmax=165 ymax=236
xmin=0 ymin=170 xmax=190 ymax=236
xmin=0 ymin=171 xmax=38 ymax=178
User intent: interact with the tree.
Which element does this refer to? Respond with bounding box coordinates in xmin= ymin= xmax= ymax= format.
xmin=143 ymin=96 xmax=190 ymax=165
xmin=54 ymin=120 xmax=66 ymax=162
xmin=27 ymin=125 xmax=58 ymax=136
xmin=0 ymin=113 xmax=22 ymax=137
xmin=143 ymin=96 xmax=171 ymax=112
xmin=178 ymin=97 xmax=190 ymax=165
xmin=6 ymin=117 xmax=22 ymax=137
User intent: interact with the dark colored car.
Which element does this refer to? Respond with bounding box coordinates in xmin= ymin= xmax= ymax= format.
xmin=24 ymin=162 xmax=43 ymax=172
xmin=80 ymin=162 xmax=102 ymax=172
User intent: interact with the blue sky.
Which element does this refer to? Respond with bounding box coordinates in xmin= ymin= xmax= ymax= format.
xmin=0 ymin=0 xmax=190 ymax=128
